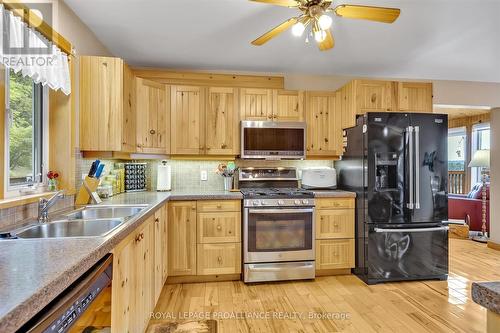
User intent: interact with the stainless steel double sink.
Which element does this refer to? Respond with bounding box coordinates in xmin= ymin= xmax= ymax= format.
xmin=15 ymin=205 xmax=148 ymax=239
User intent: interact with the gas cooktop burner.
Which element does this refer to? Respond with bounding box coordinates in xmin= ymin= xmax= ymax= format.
xmin=240 ymin=188 xmax=314 ymax=199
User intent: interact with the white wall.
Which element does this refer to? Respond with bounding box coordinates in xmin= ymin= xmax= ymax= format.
xmin=489 ymin=108 xmax=500 ymax=244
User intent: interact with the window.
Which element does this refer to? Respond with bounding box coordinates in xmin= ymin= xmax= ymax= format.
xmin=448 ymin=127 xmax=466 ymax=172
xmin=471 ymin=122 xmax=490 ymax=185
xmin=5 ymin=69 xmax=45 ymax=193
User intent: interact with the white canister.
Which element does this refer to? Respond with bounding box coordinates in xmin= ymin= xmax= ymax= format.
xmin=157 ymin=160 xmax=171 ymax=191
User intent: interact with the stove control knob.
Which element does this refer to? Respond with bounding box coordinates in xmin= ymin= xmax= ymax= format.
xmin=278 ymin=199 xmax=285 ymax=206
xmin=294 ymin=199 xmax=301 ymax=205
xmin=302 ymin=199 xmax=309 ymax=205
xmin=253 ymin=200 xmax=261 ymax=206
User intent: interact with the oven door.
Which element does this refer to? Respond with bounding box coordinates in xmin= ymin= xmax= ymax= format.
xmin=244 ymin=207 xmax=315 ymax=263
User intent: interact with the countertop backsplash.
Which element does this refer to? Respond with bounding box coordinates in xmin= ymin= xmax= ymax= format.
xmin=77 ymin=155 xmax=334 ymax=193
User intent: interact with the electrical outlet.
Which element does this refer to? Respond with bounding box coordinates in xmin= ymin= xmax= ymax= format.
xmin=200 ymin=170 xmax=208 ymax=181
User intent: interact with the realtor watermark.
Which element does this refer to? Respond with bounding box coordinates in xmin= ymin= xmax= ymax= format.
xmin=150 ymin=311 xmax=351 ymax=321
xmin=2 ymin=2 xmax=57 ymax=66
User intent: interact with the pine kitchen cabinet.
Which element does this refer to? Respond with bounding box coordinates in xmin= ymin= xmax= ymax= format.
xmin=305 ymin=91 xmax=343 ymax=157
xmin=153 ymin=204 xmax=168 ymax=303
xmin=397 ymin=82 xmax=433 ymax=113
xmin=168 ymin=201 xmax=197 ymax=276
xmin=205 ymin=87 xmax=240 ymax=155
xmin=170 ymin=86 xmax=205 ymax=155
xmin=135 ymin=78 xmax=170 ymax=154
xmin=240 ymin=88 xmax=304 ymax=121
xmin=80 ymin=56 xmax=136 ymax=152
xmin=315 ymin=197 xmax=355 ymax=274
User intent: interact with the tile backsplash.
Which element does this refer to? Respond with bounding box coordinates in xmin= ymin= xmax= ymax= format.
xmin=77 ymin=155 xmax=334 ymax=192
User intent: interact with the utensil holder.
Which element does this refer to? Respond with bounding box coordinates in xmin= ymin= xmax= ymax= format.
xmin=223 ymin=177 xmax=233 ymax=191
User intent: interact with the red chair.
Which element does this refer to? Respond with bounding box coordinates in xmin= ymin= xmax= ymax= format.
xmin=448 ymin=183 xmax=490 ymax=232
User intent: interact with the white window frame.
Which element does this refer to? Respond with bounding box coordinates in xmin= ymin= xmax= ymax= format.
xmin=4 ymin=70 xmax=49 ymax=198
xmin=470 ymin=122 xmax=490 ymax=185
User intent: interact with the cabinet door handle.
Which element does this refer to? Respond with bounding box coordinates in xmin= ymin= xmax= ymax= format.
xmin=150 ymin=129 xmax=156 ymax=135
xmin=217 ymin=204 xmax=222 ymax=208
xmin=217 ymin=225 xmax=222 ymax=231
xmin=191 ymin=206 xmax=196 ymax=211
xmin=155 ymin=217 xmax=160 ymax=223
xmin=217 ymin=256 xmax=222 ymax=263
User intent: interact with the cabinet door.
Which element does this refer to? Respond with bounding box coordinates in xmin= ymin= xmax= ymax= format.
xmin=122 ymin=64 xmax=136 ymax=152
xmin=355 ymin=80 xmax=394 ymax=114
xmin=340 ymin=81 xmax=356 ymax=129
xmin=153 ymin=207 xmax=166 ymax=303
xmin=305 ymin=92 xmax=342 ymax=157
xmin=196 ymin=243 xmax=241 ymax=275
xmin=240 ymin=88 xmax=273 ymax=121
xmin=135 ymin=218 xmax=155 ymax=333
xmin=136 ymin=78 xmax=170 ymax=154
xmin=111 ymin=238 xmax=137 ymax=333
xmin=397 ymin=82 xmax=433 ymax=113
xmin=168 ymin=201 xmax=197 ymax=276
xmin=316 ymin=239 xmax=355 ymax=270
xmin=171 ymin=86 xmax=205 ymax=154
xmin=162 ymin=204 xmax=168 ymax=283
xmin=205 ymin=87 xmax=239 ymax=155
xmin=272 ymin=90 xmax=304 ymax=121
xmin=80 ymin=56 xmax=123 ymax=151
xmin=316 ymin=209 xmax=355 ymax=239
xmin=197 ymin=211 xmax=241 ymax=243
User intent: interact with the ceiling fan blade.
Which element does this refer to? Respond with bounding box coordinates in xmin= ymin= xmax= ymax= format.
xmin=251 ymin=17 xmax=298 ymax=46
xmin=334 ymin=4 xmax=401 ymax=23
xmin=317 ymin=29 xmax=335 ymax=51
xmin=249 ymin=0 xmax=299 ymax=8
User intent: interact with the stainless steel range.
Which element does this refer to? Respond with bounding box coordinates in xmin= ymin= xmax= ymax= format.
xmin=240 ymin=167 xmax=315 ymax=283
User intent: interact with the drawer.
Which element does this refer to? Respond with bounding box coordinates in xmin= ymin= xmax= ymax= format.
xmin=197 ymin=211 xmax=241 ymax=243
xmin=197 ymin=200 xmax=241 ymax=212
xmin=316 ymin=198 xmax=354 ymax=209
xmin=316 ymin=239 xmax=355 ymax=270
xmin=316 ymin=209 xmax=355 ymax=239
xmin=197 ymin=243 xmax=241 ymax=275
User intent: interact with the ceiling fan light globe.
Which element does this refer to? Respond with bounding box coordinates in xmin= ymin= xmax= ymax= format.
xmin=318 ymin=14 xmax=332 ymax=30
xmin=314 ymin=29 xmax=327 ymax=42
xmin=291 ymin=22 xmax=305 ymax=36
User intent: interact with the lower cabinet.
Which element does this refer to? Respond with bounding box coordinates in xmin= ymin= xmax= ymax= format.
xmin=197 ymin=243 xmax=241 ymax=275
xmin=315 ymin=198 xmax=355 ymax=274
xmin=111 ymin=203 xmax=168 ymax=333
xmin=168 ymin=200 xmax=241 ymax=279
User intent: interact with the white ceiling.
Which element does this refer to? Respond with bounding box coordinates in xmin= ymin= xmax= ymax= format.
xmin=64 ymin=0 xmax=500 ymax=83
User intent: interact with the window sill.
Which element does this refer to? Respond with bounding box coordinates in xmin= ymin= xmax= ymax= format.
xmin=0 ymin=192 xmax=58 ymax=210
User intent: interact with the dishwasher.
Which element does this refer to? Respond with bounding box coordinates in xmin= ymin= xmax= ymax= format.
xmin=20 ymin=254 xmax=113 ymax=333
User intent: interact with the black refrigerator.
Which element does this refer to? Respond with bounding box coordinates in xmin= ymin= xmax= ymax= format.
xmin=337 ymin=112 xmax=449 ymax=284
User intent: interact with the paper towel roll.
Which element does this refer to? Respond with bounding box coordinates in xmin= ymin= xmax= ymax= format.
xmin=157 ymin=160 xmax=171 ymax=191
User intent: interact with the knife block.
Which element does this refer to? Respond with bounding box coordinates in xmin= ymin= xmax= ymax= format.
xmin=75 ymin=176 xmax=101 ymax=205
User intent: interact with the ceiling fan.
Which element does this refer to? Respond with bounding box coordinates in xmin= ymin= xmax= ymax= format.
xmin=250 ymin=0 xmax=401 ymax=51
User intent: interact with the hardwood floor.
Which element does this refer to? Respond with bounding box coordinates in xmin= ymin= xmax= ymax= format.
xmin=149 ymin=239 xmax=500 ymax=333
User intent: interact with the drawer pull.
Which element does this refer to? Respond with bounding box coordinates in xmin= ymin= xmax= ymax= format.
xmin=191 ymin=206 xmax=196 ymax=210
xmin=217 ymin=225 xmax=222 ymax=231
xmin=217 ymin=204 xmax=222 ymax=209
xmin=217 ymin=256 xmax=223 ymax=263
xmin=155 ymin=217 xmax=160 ymax=223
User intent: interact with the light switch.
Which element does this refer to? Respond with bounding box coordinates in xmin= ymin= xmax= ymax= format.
xmin=200 ymin=170 xmax=208 ymax=181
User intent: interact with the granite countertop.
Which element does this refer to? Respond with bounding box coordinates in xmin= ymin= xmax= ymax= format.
xmin=472 ymin=281 xmax=500 ymax=314
xmin=0 ymin=188 xmax=354 ymax=332
xmin=312 ymin=190 xmax=356 ymax=198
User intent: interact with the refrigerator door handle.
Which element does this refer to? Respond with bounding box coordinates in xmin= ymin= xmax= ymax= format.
xmin=407 ymin=126 xmax=414 ymax=209
xmin=374 ymin=226 xmax=449 ymax=233
xmin=414 ymin=126 xmax=420 ymax=209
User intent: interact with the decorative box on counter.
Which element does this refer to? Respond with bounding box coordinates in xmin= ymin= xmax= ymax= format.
xmin=124 ymin=162 xmax=147 ymax=192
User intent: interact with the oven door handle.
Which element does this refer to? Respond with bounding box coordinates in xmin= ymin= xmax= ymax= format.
xmin=248 ymin=208 xmax=314 ymax=214
xmin=374 ymin=226 xmax=449 ymax=233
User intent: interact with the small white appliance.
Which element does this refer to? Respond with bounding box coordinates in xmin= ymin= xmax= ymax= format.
xmin=156 ymin=160 xmax=171 ymax=191
xmin=301 ymin=167 xmax=337 ymax=189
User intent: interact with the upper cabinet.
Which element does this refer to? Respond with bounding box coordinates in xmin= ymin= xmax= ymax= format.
xmin=305 ymin=91 xmax=342 ymax=157
xmin=240 ymin=88 xmax=304 ymax=122
xmin=240 ymin=88 xmax=273 ymax=121
xmin=340 ymin=79 xmax=433 ymax=129
xmin=170 ymin=85 xmax=205 ymax=155
xmin=135 ymin=78 xmax=170 ymax=154
xmin=397 ymin=82 xmax=433 ymax=113
xmin=205 ymin=87 xmax=240 ymax=155
xmin=272 ymin=90 xmax=305 ymax=121
xmin=80 ymin=56 xmax=135 ymax=152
